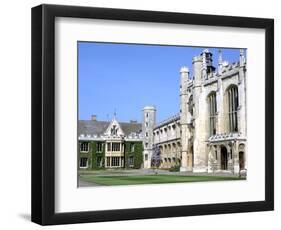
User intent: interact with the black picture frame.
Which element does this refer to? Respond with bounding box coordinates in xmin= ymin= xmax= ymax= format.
xmin=31 ymin=4 xmax=274 ymax=225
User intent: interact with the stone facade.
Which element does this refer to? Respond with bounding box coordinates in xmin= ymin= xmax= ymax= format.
xmin=152 ymin=114 xmax=181 ymax=169
xmin=144 ymin=49 xmax=247 ymax=174
xmin=78 ymin=117 xmax=143 ymax=169
xmin=142 ymin=106 xmax=156 ymax=169
xmin=78 ymin=49 xmax=247 ymax=175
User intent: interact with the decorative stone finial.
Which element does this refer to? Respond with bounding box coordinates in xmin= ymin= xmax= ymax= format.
xmin=222 ymin=61 xmax=229 ymax=67
xmin=218 ymin=49 xmax=223 ymax=75
xmin=240 ymin=49 xmax=246 ymax=66
xmin=180 ymin=66 xmax=189 ymax=73
xmin=218 ymin=49 xmax=223 ymax=65
xmin=203 ymin=48 xmax=209 ymax=53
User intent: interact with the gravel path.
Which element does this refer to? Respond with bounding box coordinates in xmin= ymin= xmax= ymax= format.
xmin=78 ymin=179 xmax=105 ymax=187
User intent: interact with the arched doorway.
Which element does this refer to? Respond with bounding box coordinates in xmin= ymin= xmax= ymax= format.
xmin=239 ymin=152 xmax=245 ymax=170
xmin=238 ymin=144 xmax=245 ymax=171
xmin=221 ymin=146 xmax=228 ymax=170
xmin=191 ymin=145 xmax=194 ymax=167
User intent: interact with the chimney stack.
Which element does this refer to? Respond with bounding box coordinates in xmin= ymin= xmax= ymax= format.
xmin=91 ymin=115 xmax=97 ymax=121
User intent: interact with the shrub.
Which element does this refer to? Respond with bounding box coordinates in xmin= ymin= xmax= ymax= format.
xmin=169 ymin=164 xmax=180 ymax=172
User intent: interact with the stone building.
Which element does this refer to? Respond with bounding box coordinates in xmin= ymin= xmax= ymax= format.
xmin=142 ymin=106 xmax=156 ymax=169
xmin=78 ymin=115 xmax=143 ymax=169
xmin=152 ymin=114 xmax=181 ymax=169
xmin=143 ymin=49 xmax=247 ymax=174
xmin=78 ymin=48 xmax=247 ymax=174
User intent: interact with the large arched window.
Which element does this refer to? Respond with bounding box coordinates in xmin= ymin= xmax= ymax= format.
xmin=227 ymin=85 xmax=239 ymax=132
xmin=208 ymin=92 xmax=217 ymax=136
xmin=188 ymin=95 xmax=194 ymax=116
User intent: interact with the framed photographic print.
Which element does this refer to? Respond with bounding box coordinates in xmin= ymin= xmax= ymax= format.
xmin=31 ymin=4 xmax=274 ymax=225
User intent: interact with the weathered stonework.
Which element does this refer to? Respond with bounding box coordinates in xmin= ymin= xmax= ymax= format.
xmin=142 ymin=106 xmax=156 ymax=169
xmin=78 ymin=49 xmax=247 ymax=175
xmin=145 ymin=49 xmax=247 ymax=174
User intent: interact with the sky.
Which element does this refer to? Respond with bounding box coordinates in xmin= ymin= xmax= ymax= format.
xmin=78 ymin=42 xmax=243 ymax=123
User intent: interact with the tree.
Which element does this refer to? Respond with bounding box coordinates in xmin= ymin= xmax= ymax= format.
xmin=151 ymin=145 xmax=161 ymax=171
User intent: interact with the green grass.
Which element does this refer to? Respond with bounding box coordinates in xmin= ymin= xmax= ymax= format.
xmin=80 ymin=174 xmax=245 ymax=186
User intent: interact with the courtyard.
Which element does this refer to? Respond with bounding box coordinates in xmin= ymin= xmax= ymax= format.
xmin=78 ymin=169 xmax=245 ymax=186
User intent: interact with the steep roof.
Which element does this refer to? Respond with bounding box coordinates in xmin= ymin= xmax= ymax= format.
xmin=78 ymin=120 xmax=142 ymax=137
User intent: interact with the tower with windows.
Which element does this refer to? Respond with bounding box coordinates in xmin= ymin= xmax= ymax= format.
xmin=142 ymin=106 xmax=156 ymax=168
xmin=179 ymin=66 xmax=193 ymax=171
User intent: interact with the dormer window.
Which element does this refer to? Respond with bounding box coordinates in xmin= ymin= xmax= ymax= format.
xmin=111 ymin=125 xmax=118 ymax=136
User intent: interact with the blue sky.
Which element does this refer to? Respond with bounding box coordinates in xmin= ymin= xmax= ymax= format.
xmin=78 ymin=42 xmax=243 ymax=123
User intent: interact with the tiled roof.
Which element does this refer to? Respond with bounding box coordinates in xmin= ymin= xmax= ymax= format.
xmin=154 ymin=113 xmax=180 ymax=129
xmin=78 ymin=120 xmax=142 ymax=137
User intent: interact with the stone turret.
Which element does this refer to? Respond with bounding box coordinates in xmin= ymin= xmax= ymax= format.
xmin=191 ymin=50 xmax=210 ymax=172
xmin=218 ymin=49 xmax=223 ymax=75
xmin=179 ymin=66 xmax=192 ymax=171
xmin=142 ymin=106 xmax=156 ymax=168
xmin=202 ymin=49 xmax=214 ymax=79
xmin=239 ymin=49 xmax=246 ymax=67
xmin=238 ymin=48 xmax=247 ymax=140
xmin=193 ymin=55 xmax=203 ymax=86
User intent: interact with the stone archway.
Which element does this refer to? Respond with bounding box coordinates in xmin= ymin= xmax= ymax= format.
xmin=221 ymin=146 xmax=228 ymax=170
xmin=191 ymin=145 xmax=194 ymax=167
xmin=239 ymin=152 xmax=245 ymax=170
xmin=238 ymin=143 xmax=245 ymax=170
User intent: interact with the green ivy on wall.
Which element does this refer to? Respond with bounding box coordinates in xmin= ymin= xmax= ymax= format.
xmin=124 ymin=141 xmax=143 ymax=169
xmin=90 ymin=141 xmax=105 ymax=170
xmin=79 ymin=140 xmax=143 ymax=170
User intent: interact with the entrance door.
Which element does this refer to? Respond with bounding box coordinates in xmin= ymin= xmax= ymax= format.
xmin=221 ymin=146 xmax=228 ymax=170
xmin=239 ymin=152 xmax=245 ymax=170
xmin=191 ymin=145 xmax=194 ymax=167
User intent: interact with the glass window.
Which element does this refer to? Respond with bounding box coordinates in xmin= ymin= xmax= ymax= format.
xmin=112 ymin=143 xmax=121 ymax=151
xmin=97 ymin=142 xmax=102 ymax=152
xmin=208 ymin=92 xmax=217 ymax=136
xmin=106 ymin=157 xmax=110 ymax=167
xmin=129 ymin=156 xmax=134 ymax=166
xmin=188 ymin=95 xmax=194 ymax=116
xmin=96 ymin=156 xmax=102 ymax=167
xmin=80 ymin=142 xmax=89 ymax=152
xmin=228 ymin=86 xmax=239 ymax=132
xmin=111 ymin=157 xmax=120 ymax=167
xmin=131 ymin=143 xmax=135 ymax=152
xmin=79 ymin=157 xmax=88 ymax=168
xmin=111 ymin=125 xmax=118 ymax=136
xmin=107 ymin=142 xmax=111 ymax=151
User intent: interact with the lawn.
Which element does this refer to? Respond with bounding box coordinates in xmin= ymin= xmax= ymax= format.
xmin=79 ymin=174 xmax=245 ymax=186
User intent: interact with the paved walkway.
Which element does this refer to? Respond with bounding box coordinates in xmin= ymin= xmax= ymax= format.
xmin=78 ymin=179 xmax=105 ymax=187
